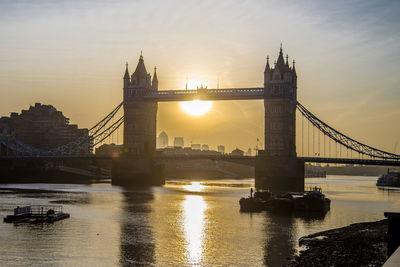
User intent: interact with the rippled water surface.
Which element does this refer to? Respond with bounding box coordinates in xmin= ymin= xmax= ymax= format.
xmin=0 ymin=176 xmax=399 ymax=266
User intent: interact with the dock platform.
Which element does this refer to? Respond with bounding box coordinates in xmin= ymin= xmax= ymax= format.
xmin=3 ymin=205 xmax=70 ymax=224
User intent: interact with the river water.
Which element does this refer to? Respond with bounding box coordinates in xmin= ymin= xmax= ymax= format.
xmin=0 ymin=176 xmax=399 ymax=266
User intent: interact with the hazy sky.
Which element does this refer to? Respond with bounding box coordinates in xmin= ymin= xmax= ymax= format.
xmin=0 ymin=0 xmax=399 ymax=153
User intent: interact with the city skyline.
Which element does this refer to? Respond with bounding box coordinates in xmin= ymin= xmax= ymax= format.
xmin=156 ymin=130 xmax=252 ymax=154
xmin=0 ymin=0 xmax=399 ymax=154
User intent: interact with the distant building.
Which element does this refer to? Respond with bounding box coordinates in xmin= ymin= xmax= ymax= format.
xmin=0 ymin=103 xmax=90 ymax=154
xmin=191 ymin=143 xmax=201 ymax=150
xmin=201 ymin=144 xmax=209 ymax=151
xmin=174 ymin=137 xmax=184 ymax=148
xmin=230 ymin=148 xmax=244 ymax=156
xmin=217 ymin=145 xmax=225 ymax=154
xmin=161 ymin=146 xmax=220 ymax=156
xmin=157 ymin=131 xmax=169 ymax=148
xmin=245 ymin=148 xmax=252 ymax=156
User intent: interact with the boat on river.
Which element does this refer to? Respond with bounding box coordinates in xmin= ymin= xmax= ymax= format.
xmin=239 ymin=187 xmax=331 ymax=213
xmin=376 ymin=169 xmax=400 ymax=187
xmin=3 ymin=205 xmax=70 ymax=224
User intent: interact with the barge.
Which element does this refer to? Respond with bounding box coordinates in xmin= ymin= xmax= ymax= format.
xmin=4 ymin=205 xmax=70 ymax=224
xmin=376 ymin=169 xmax=400 ymax=187
xmin=239 ymin=187 xmax=331 ymax=213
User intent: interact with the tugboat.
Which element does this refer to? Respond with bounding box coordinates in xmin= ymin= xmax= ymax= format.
xmin=239 ymin=191 xmax=272 ymax=212
xmin=239 ymin=187 xmax=330 ymax=213
xmin=376 ymin=169 xmax=400 ymax=187
xmin=4 ymin=205 xmax=70 ymax=224
xmin=293 ymin=187 xmax=331 ymax=212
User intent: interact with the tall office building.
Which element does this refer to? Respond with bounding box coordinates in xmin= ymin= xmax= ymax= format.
xmin=157 ymin=131 xmax=169 ymax=148
xmin=246 ymin=148 xmax=252 ymax=156
xmin=201 ymin=144 xmax=209 ymax=151
xmin=191 ymin=143 xmax=201 ymax=150
xmin=174 ymin=137 xmax=184 ymax=148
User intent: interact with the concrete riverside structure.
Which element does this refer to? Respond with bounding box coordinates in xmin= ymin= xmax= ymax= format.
xmin=113 ymin=47 xmax=304 ymax=191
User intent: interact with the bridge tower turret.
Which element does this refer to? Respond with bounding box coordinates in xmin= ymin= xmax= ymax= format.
xmin=256 ymin=45 xmax=304 ymax=192
xmin=152 ymin=67 xmax=158 ymax=91
xmin=123 ymin=62 xmax=130 ymax=88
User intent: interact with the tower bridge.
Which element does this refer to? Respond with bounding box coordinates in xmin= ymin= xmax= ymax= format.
xmin=1 ymin=47 xmax=399 ymax=191
xmin=116 ymin=46 xmax=303 ymax=190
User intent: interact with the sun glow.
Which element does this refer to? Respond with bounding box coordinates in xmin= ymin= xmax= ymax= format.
xmin=182 ymin=181 xmax=206 ymax=192
xmin=179 ymin=100 xmax=213 ymax=116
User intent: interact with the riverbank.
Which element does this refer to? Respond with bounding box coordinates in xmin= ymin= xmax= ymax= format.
xmin=287 ymin=219 xmax=387 ymax=266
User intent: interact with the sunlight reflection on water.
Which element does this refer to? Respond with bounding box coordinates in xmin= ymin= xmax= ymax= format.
xmin=182 ymin=195 xmax=207 ymax=265
xmin=182 ymin=181 xmax=206 ymax=192
xmin=181 ymin=182 xmax=208 ymax=265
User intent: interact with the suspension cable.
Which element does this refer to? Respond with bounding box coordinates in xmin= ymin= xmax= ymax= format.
xmin=297 ymin=101 xmax=400 ymax=160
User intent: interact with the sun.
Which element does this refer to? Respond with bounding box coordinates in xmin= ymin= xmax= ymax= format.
xmin=179 ymin=100 xmax=213 ymax=116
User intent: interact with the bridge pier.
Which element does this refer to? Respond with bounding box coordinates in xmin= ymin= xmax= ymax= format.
xmin=111 ymin=153 xmax=165 ymax=186
xmin=255 ymin=156 xmax=304 ymax=192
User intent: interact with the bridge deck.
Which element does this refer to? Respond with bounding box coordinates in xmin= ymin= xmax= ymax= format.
xmin=143 ymin=87 xmax=265 ymax=101
xmin=1 ymin=155 xmax=399 ymax=166
xmin=300 ymin=157 xmax=400 ymax=166
xmin=156 ymin=155 xmax=400 ymax=166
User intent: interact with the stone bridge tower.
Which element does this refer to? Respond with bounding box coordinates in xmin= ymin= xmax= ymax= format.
xmin=123 ymin=53 xmax=158 ymax=154
xmin=264 ymin=46 xmax=297 ymax=158
xmin=112 ymin=53 xmax=164 ymax=186
xmin=255 ymin=46 xmax=304 ymax=192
